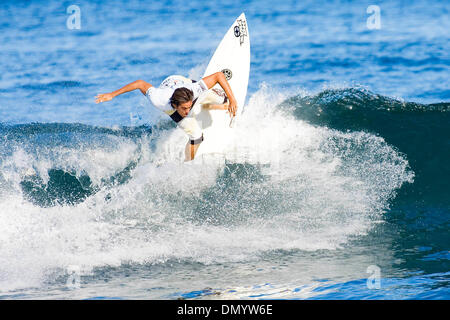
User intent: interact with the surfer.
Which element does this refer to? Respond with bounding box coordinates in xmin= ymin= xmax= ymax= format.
xmin=95 ymin=72 xmax=237 ymax=161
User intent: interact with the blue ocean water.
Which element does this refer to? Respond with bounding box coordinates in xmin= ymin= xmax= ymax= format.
xmin=0 ymin=0 xmax=449 ymax=299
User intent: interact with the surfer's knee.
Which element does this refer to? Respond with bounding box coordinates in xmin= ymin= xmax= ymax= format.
xmin=185 ymin=137 xmax=202 ymax=161
xmin=190 ymin=133 xmax=204 ymax=146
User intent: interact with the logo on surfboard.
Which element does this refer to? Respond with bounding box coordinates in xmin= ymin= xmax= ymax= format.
xmin=221 ymin=69 xmax=232 ymax=80
xmin=234 ymin=19 xmax=247 ymax=46
xmin=234 ymin=26 xmax=240 ymax=37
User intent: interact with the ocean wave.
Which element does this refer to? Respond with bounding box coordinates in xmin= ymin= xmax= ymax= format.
xmin=281 ymin=87 xmax=449 ymax=205
xmin=0 ymin=86 xmax=422 ymax=292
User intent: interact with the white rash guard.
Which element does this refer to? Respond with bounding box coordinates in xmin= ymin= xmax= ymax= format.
xmin=146 ymin=75 xmax=208 ymax=144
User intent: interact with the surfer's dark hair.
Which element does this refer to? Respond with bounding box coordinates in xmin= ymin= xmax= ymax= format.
xmin=170 ymin=87 xmax=194 ymax=108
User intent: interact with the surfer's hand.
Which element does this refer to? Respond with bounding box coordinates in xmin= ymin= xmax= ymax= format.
xmin=95 ymin=93 xmax=114 ymax=103
xmin=228 ymin=99 xmax=237 ymax=117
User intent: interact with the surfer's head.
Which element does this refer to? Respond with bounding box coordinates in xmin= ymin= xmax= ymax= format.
xmin=170 ymin=87 xmax=194 ymax=117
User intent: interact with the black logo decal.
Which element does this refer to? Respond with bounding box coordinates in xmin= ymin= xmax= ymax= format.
xmin=234 ymin=26 xmax=241 ymax=38
xmin=221 ymin=69 xmax=232 ymax=80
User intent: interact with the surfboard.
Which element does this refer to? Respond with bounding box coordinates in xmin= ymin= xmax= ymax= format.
xmin=191 ymin=12 xmax=250 ymax=158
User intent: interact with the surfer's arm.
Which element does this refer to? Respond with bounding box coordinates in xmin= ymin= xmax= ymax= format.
xmin=95 ymin=80 xmax=152 ymax=103
xmin=202 ymin=72 xmax=237 ymax=116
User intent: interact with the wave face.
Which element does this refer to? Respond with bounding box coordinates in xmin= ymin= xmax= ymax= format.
xmin=0 ymin=87 xmax=421 ymax=292
xmin=281 ymin=87 xmax=449 ymax=206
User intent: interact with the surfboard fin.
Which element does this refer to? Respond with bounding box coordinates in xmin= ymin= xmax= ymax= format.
xmin=229 ymin=116 xmax=236 ymax=128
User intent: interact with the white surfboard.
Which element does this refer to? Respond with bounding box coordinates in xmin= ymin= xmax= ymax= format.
xmin=191 ymin=12 xmax=250 ymax=157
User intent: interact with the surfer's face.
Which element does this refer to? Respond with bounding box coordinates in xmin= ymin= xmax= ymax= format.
xmin=175 ymin=100 xmax=193 ymax=117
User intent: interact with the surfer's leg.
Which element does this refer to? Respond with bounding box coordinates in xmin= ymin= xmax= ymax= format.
xmin=185 ymin=141 xmax=200 ymax=161
xmin=184 ymin=134 xmax=204 ymax=161
xmin=178 ymin=117 xmax=203 ymax=161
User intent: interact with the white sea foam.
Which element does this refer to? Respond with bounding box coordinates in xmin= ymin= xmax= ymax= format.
xmin=0 ymin=85 xmax=414 ymax=293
